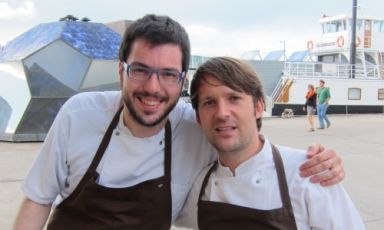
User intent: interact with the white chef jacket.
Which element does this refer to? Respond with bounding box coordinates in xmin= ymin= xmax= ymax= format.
xmin=22 ymin=91 xmax=216 ymax=221
xmin=175 ymin=137 xmax=365 ymax=230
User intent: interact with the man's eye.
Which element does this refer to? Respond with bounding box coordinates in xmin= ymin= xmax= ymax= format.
xmin=132 ymin=67 xmax=148 ymax=75
xmin=202 ymin=100 xmax=214 ymax=107
xmin=161 ymin=71 xmax=178 ymax=79
xmin=229 ymin=96 xmax=241 ymax=101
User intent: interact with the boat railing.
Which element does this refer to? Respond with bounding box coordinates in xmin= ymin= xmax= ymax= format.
xmin=284 ymin=62 xmax=381 ymax=79
xmin=271 ymin=77 xmax=285 ymax=101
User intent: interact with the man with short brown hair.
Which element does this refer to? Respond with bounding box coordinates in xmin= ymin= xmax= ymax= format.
xmin=177 ymin=57 xmax=364 ymax=229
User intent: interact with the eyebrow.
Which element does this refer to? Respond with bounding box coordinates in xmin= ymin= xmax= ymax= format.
xmin=130 ymin=61 xmax=180 ymax=71
xmin=129 ymin=62 xmax=148 ymax=68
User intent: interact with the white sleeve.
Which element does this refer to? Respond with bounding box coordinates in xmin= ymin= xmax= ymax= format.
xmin=292 ymin=180 xmax=366 ymax=230
xmin=21 ymin=102 xmax=71 ymax=205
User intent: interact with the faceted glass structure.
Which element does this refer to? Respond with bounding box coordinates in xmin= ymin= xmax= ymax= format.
xmin=0 ymin=21 xmax=121 ymax=141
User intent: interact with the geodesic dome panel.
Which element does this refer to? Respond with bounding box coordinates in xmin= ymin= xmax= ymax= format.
xmin=80 ymin=60 xmax=119 ymax=92
xmin=0 ymin=62 xmax=31 ymax=135
xmin=24 ymin=40 xmax=91 ymax=93
xmin=0 ymin=96 xmax=12 ymax=132
xmin=0 ymin=23 xmax=63 ymax=62
xmin=15 ymin=98 xmax=67 ymax=135
xmin=61 ymin=22 xmax=121 ymax=60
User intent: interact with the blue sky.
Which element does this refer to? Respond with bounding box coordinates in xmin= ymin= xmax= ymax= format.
xmin=0 ymin=0 xmax=382 ymax=57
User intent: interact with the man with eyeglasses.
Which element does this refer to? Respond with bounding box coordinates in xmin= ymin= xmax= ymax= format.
xmin=14 ymin=14 xmax=344 ymax=229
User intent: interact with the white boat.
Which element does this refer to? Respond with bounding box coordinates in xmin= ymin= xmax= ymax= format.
xmin=271 ymin=14 xmax=384 ymax=115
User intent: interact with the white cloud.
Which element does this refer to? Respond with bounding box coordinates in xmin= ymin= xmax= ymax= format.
xmin=186 ymin=24 xmax=321 ymax=58
xmin=0 ymin=1 xmax=36 ymax=20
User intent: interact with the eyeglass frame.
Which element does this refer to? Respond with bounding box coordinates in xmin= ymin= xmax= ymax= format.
xmin=123 ymin=62 xmax=185 ymax=85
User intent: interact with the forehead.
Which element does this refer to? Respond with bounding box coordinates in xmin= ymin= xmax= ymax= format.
xmin=127 ymin=39 xmax=183 ymax=67
xmin=197 ymin=75 xmax=245 ymax=98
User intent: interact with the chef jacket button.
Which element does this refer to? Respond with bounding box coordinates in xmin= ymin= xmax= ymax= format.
xmin=115 ymin=131 xmax=120 ymax=136
xmin=256 ymin=179 xmax=260 ymax=184
xmin=159 ymin=140 xmax=163 ymax=145
xmin=214 ymin=181 xmax=218 ymax=186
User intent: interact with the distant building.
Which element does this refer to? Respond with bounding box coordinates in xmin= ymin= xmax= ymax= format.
xmin=0 ymin=20 xmax=121 ymax=141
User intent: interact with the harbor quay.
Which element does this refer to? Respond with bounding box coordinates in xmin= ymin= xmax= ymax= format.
xmin=1 ymin=114 xmax=383 ymax=229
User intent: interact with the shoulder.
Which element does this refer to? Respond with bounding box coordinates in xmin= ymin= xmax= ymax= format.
xmin=62 ymin=91 xmax=121 ymax=113
xmin=273 ymin=145 xmax=310 ymax=186
xmin=275 ymin=145 xmax=307 ymax=167
xmin=57 ymin=91 xmax=121 ymax=121
xmin=51 ymin=91 xmax=122 ymax=136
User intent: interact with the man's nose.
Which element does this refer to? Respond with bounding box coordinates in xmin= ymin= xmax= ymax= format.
xmin=215 ymin=101 xmax=231 ymax=119
xmin=142 ymin=71 xmax=161 ymax=92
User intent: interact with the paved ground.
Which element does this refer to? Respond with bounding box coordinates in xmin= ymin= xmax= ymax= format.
xmin=1 ymin=114 xmax=383 ymax=229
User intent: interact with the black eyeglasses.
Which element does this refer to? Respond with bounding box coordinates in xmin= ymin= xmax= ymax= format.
xmin=123 ymin=63 xmax=185 ymax=85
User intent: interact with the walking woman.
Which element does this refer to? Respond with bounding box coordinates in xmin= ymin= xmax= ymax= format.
xmin=303 ymin=84 xmax=317 ymax=132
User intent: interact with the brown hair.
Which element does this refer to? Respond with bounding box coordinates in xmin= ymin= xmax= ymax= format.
xmin=190 ymin=57 xmax=265 ymax=130
xmin=119 ymin=14 xmax=190 ymax=72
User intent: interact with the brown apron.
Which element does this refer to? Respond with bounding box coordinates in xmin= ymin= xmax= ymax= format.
xmin=197 ymin=144 xmax=298 ymax=230
xmin=47 ymin=106 xmax=172 ymax=230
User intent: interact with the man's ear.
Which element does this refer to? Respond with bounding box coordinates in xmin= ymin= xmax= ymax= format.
xmin=118 ymin=61 xmax=124 ymax=89
xmin=196 ymin=111 xmax=201 ymax=126
xmin=255 ymin=100 xmax=265 ymax=119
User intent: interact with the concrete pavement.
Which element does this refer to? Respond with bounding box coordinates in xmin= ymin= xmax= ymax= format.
xmin=1 ymin=114 xmax=383 ymax=229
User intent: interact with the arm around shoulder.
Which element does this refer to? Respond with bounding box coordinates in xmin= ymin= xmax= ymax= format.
xmin=13 ymin=197 xmax=52 ymax=230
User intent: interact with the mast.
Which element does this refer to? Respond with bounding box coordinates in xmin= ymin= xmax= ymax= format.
xmin=350 ymin=0 xmax=357 ymax=78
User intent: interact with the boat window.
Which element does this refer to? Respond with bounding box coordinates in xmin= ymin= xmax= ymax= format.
xmin=378 ymin=89 xmax=384 ymax=100
xmin=319 ymin=54 xmax=346 ymax=63
xmin=364 ymin=53 xmax=376 ymax=65
xmin=373 ymin=20 xmax=384 ymax=32
xmin=348 ymin=88 xmax=361 ymax=100
xmin=323 ymin=20 xmax=346 ymax=33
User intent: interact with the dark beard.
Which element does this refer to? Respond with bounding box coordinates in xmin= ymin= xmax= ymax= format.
xmin=123 ymin=94 xmax=178 ymax=127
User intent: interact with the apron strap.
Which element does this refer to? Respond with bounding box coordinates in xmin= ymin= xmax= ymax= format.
xmin=164 ymin=120 xmax=172 ymax=181
xmin=270 ymin=144 xmax=297 ymax=223
xmin=198 ymin=144 xmax=297 ymax=212
xmin=198 ymin=162 xmax=217 ymax=201
xmin=88 ymin=105 xmax=124 ymax=172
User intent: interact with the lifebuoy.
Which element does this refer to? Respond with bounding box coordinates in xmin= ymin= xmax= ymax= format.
xmin=307 ymin=40 xmax=314 ymax=51
xmin=356 ymin=37 xmax=361 ymax=47
xmin=337 ymin=36 xmax=344 ymax=47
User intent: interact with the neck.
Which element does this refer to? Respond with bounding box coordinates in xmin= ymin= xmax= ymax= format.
xmin=218 ymin=134 xmax=264 ymax=175
xmin=122 ymin=108 xmax=167 ymax=138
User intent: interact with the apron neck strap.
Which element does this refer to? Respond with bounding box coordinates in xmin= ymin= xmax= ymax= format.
xmin=198 ymin=162 xmax=217 ymax=201
xmin=88 ymin=105 xmax=124 ymax=172
xmin=88 ymin=105 xmax=172 ymax=181
xmin=164 ymin=120 xmax=172 ymax=181
xmin=197 ymin=144 xmax=296 ymax=212
xmin=270 ymin=144 xmax=295 ymax=210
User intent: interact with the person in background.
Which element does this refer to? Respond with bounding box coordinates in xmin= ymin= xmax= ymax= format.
xmin=176 ymin=57 xmax=365 ymax=230
xmin=316 ymin=79 xmax=331 ymax=129
xmin=303 ymin=84 xmax=317 ymax=132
